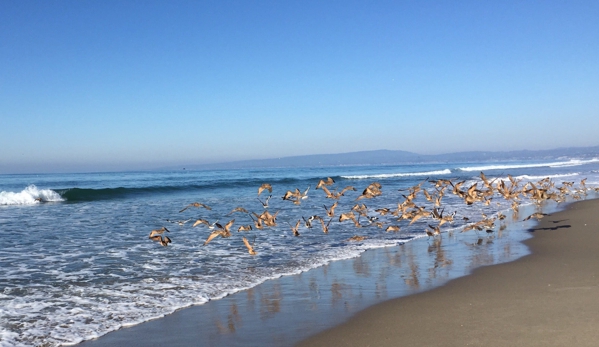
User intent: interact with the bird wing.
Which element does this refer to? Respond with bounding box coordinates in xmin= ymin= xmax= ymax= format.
xmin=242 ymin=237 xmax=256 ymax=255
xmin=203 ymin=230 xmax=222 ymax=246
xmin=224 ymin=219 xmax=235 ymax=232
xmin=192 ymin=219 xmax=210 ymax=227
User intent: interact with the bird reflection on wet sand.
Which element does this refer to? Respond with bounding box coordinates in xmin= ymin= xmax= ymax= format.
xmin=352 ymin=257 xmax=370 ymax=277
xmin=145 ymin=211 xmax=536 ymax=347
xmin=260 ymin=284 xmax=282 ymax=320
xmin=403 ymin=251 xmax=421 ymax=290
xmin=427 ymin=238 xmax=453 ymax=279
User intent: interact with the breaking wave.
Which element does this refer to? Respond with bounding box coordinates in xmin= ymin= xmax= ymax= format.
xmin=342 ymin=169 xmax=451 ymax=179
xmin=458 ymin=158 xmax=599 ymax=172
xmin=0 ymin=185 xmax=64 ymax=205
xmin=511 ymin=173 xmax=581 ymax=181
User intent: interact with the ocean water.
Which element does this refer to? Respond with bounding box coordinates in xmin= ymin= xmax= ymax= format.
xmin=1 ymin=158 xmax=598 ymax=346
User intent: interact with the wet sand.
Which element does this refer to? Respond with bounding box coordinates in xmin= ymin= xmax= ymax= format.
xmin=298 ymin=198 xmax=599 ymax=347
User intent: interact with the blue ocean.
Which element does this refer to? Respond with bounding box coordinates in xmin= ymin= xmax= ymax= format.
xmin=1 ymin=158 xmax=598 ymax=346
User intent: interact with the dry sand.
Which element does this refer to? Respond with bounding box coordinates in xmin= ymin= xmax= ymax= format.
xmin=297 ymin=198 xmax=599 ymax=347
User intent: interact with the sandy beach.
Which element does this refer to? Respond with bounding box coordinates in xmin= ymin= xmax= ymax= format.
xmin=298 ymin=198 xmax=599 ymax=347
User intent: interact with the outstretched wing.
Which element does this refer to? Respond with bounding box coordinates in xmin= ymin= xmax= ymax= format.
xmin=242 ymin=237 xmax=257 ymax=255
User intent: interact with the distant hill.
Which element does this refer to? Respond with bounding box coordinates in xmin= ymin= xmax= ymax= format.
xmin=173 ymin=146 xmax=599 ymax=171
xmin=426 ymin=146 xmax=599 ymax=162
xmin=178 ymin=150 xmax=423 ymax=170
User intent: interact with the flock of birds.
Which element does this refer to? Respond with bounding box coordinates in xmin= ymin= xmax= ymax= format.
xmin=148 ymin=173 xmax=596 ymax=255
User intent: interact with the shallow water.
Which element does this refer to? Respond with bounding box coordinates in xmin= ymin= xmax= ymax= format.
xmin=1 ymin=158 xmax=598 ymax=346
xmin=78 ymin=201 xmax=559 ymax=347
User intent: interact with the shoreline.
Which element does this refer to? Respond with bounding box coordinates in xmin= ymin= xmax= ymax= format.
xmin=4 ymin=164 xmax=597 ymax=347
xmin=73 ymin=199 xmax=565 ymax=347
xmin=297 ymin=198 xmax=599 ymax=346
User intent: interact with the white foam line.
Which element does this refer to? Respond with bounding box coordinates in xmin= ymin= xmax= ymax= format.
xmin=343 ymin=169 xmax=451 ymax=179
xmin=512 ymin=173 xmax=580 ymax=180
xmin=0 ymin=234 xmax=420 ymax=347
xmin=459 ymin=158 xmax=599 ymax=172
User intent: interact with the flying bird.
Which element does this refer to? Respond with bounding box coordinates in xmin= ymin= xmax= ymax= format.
xmin=167 ymin=218 xmax=191 ymax=226
xmin=375 ymin=208 xmax=391 ymax=216
xmin=288 ymin=220 xmax=301 ymax=237
xmin=357 ymin=183 xmax=382 ymax=200
xmin=258 ymin=183 xmax=273 ymax=196
xmin=523 ymin=212 xmax=549 ymax=221
xmin=179 ymin=202 xmax=212 ymax=213
xmin=203 ymin=219 xmax=235 ymax=246
xmin=302 ymin=215 xmax=319 ymax=229
xmin=385 ymin=225 xmax=401 ymax=233
xmin=148 ymin=227 xmax=170 ymax=238
xmin=319 ymin=217 xmax=333 ymax=233
xmin=316 ymin=177 xmax=335 ymax=189
xmin=149 ymin=234 xmax=172 ymax=247
xmin=242 ymin=237 xmax=257 ymax=255
xmin=257 ymin=195 xmax=272 ymax=208
xmin=238 ymin=225 xmax=253 ymax=232
xmin=192 ymin=218 xmax=210 ymax=228
xmin=323 ymin=202 xmax=339 ymax=217
xmin=228 ymin=206 xmax=249 ymax=215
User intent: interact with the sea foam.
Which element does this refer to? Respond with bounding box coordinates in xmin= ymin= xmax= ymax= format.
xmin=342 ymin=169 xmax=451 ymax=179
xmin=0 ymin=185 xmax=64 ymax=205
xmin=511 ymin=173 xmax=580 ymax=181
xmin=458 ymin=158 xmax=599 ymax=172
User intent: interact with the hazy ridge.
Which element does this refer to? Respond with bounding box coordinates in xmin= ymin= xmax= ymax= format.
xmin=176 ymin=146 xmax=599 ymax=171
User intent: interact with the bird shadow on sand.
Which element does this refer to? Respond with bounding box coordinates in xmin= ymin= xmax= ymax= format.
xmin=528 ymin=224 xmax=571 ymax=233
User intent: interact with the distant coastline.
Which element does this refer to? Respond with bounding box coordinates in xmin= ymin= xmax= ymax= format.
xmin=3 ymin=145 xmax=598 ymax=175
xmin=167 ymin=145 xmax=599 ymax=171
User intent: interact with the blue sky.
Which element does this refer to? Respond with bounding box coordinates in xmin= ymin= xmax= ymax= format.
xmin=1 ymin=0 xmax=598 ymax=173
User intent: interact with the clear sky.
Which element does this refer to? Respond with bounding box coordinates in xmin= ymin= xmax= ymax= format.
xmin=1 ymin=0 xmax=598 ymax=173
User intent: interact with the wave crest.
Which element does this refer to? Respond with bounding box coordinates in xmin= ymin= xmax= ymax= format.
xmin=458 ymin=158 xmax=599 ymax=172
xmin=342 ymin=169 xmax=451 ymax=179
xmin=511 ymin=173 xmax=580 ymax=181
xmin=0 ymin=185 xmax=64 ymax=205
